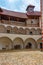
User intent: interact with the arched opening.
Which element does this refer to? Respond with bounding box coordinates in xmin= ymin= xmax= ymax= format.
xmin=30 ymin=28 xmax=36 ymax=35
xmin=6 ymin=26 xmax=12 ymax=33
xmin=13 ymin=27 xmax=18 ymax=34
xmin=40 ymin=43 xmax=42 ymax=49
xmin=25 ymin=28 xmax=30 ymax=35
xmin=18 ymin=28 xmax=25 ymax=34
xmin=0 ymin=37 xmax=13 ymax=50
xmin=13 ymin=37 xmax=24 ymax=50
xmin=25 ymin=38 xmax=36 ymax=49
xmin=14 ymin=45 xmax=21 ymax=49
xmin=26 ymin=42 xmax=32 ymax=49
xmin=37 ymin=38 xmax=42 ymax=49
xmin=0 ymin=25 xmax=6 ymax=33
xmin=36 ymin=28 xmax=41 ymax=35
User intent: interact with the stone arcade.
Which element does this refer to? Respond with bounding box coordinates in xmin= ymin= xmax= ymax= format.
xmin=0 ymin=0 xmax=42 ymax=50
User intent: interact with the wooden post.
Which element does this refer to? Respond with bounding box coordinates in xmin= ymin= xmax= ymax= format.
xmin=0 ymin=15 xmax=1 ymax=23
xmin=9 ymin=16 xmax=10 ymax=24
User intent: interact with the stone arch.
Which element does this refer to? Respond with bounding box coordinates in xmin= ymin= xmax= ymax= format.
xmin=13 ymin=37 xmax=24 ymax=49
xmin=0 ymin=37 xmax=13 ymax=50
xmin=36 ymin=28 xmax=41 ymax=35
xmin=13 ymin=27 xmax=18 ymax=34
xmin=37 ymin=38 xmax=42 ymax=49
xmin=6 ymin=26 xmax=12 ymax=33
xmin=30 ymin=28 xmax=36 ymax=35
xmin=25 ymin=38 xmax=37 ymax=49
xmin=0 ymin=25 xmax=6 ymax=33
xmin=18 ymin=28 xmax=25 ymax=34
xmin=25 ymin=28 xmax=30 ymax=35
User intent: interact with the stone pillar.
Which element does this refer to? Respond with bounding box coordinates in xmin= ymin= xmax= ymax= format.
xmin=39 ymin=17 xmax=42 ymax=28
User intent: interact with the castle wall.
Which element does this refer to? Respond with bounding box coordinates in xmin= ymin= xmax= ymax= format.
xmin=0 ymin=33 xmax=41 ymax=41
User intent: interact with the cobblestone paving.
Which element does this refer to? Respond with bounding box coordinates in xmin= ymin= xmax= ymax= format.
xmin=0 ymin=51 xmax=43 ymax=65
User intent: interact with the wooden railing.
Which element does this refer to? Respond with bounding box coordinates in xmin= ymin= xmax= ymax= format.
xmin=0 ymin=20 xmax=39 ymax=27
xmin=0 ymin=20 xmax=25 ymax=26
xmin=26 ymin=24 xmax=39 ymax=27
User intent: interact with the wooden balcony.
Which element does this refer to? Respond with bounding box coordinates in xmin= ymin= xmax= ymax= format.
xmin=0 ymin=20 xmax=39 ymax=27
xmin=26 ymin=24 xmax=39 ymax=27
xmin=0 ymin=20 xmax=25 ymax=26
xmin=9 ymin=21 xmax=25 ymax=26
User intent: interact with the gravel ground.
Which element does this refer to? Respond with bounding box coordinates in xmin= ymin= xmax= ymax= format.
xmin=0 ymin=51 xmax=43 ymax=65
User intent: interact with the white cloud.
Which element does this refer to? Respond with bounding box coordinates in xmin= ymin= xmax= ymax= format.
xmin=19 ymin=0 xmax=40 ymax=12
xmin=0 ymin=0 xmax=40 ymax=12
xmin=7 ymin=0 xmax=18 ymax=3
xmin=22 ymin=0 xmax=35 ymax=5
xmin=8 ymin=0 xmax=14 ymax=2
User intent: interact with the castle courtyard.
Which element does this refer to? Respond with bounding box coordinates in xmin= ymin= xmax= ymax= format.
xmin=0 ymin=0 xmax=43 ymax=65
xmin=0 ymin=50 xmax=43 ymax=65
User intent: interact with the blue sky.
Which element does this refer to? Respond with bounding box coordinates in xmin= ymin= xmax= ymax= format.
xmin=0 ymin=0 xmax=40 ymax=12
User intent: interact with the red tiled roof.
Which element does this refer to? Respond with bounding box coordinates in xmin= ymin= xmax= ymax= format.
xmin=0 ymin=8 xmax=41 ymax=18
xmin=0 ymin=8 xmax=27 ymax=19
xmin=27 ymin=11 xmax=41 ymax=16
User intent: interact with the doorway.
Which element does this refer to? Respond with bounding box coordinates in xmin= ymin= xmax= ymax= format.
xmin=40 ymin=43 xmax=42 ymax=49
xmin=14 ymin=45 xmax=21 ymax=49
xmin=26 ymin=43 xmax=32 ymax=49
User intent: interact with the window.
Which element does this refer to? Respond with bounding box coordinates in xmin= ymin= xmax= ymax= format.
xmin=1 ymin=21 xmax=4 ymax=23
xmin=30 ymin=31 xmax=32 ymax=35
xmin=7 ymin=30 xmax=10 ymax=33
xmin=0 ymin=15 xmax=1 ymax=20
xmin=40 ymin=32 xmax=41 ymax=35
xmin=31 ymin=21 xmax=33 ymax=23
xmin=14 ymin=45 xmax=21 ymax=49
xmin=2 ymin=48 xmax=6 ymax=50
xmin=40 ymin=43 xmax=42 ymax=49
xmin=19 ymin=18 xmax=26 ymax=22
xmin=26 ymin=43 xmax=32 ymax=49
xmin=1 ymin=15 xmax=9 ymax=20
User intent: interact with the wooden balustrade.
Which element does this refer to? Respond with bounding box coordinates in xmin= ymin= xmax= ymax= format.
xmin=0 ymin=20 xmax=39 ymax=27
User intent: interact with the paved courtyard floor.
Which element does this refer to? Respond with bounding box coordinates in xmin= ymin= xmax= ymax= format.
xmin=0 ymin=51 xmax=43 ymax=65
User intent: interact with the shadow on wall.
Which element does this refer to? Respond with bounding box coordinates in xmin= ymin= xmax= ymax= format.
xmin=0 ymin=25 xmax=41 ymax=35
xmin=0 ymin=37 xmax=42 ymax=50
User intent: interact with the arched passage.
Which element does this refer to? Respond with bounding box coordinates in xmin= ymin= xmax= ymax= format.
xmin=30 ymin=28 xmax=36 ymax=35
xmin=25 ymin=38 xmax=37 ymax=49
xmin=37 ymin=38 xmax=42 ymax=49
xmin=6 ymin=26 xmax=12 ymax=33
xmin=0 ymin=25 xmax=6 ymax=33
xmin=25 ymin=28 xmax=30 ymax=35
xmin=36 ymin=28 xmax=41 ymax=35
xmin=13 ymin=37 xmax=24 ymax=49
xmin=0 ymin=37 xmax=13 ymax=50
xmin=18 ymin=28 xmax=25 ymax=34
xmin=13 ymin=27 xmax=18 ymax=34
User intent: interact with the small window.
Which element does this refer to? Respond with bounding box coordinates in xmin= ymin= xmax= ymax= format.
xmin=14 ymin=45 xmax=21 ymax=49
xmin=30 ymin=31 xmax=32 ymax=35
xmin=7 ymin=30 xmax=10 ymax=33
xmin=31 ymin=21 xmax=33 ymax=23
xmin=40 ymin=32 xmax=41 ymax=35
xmin=1 ymin=15 xmax=9 ymax=20
xmin=1 ymin=21 xmax=4 ymax=23
xmin=2 ymin=48 xmax=6 ymax=50
xmin=40 ymin=43 xmax=42 ymax=49
xmin=19 ymin=18 xmax=26 ymax=22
